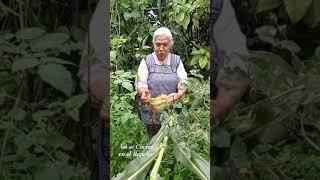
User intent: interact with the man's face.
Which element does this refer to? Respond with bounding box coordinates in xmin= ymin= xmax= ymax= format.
xmin=153 ymin=35 xmax=171 ymax=61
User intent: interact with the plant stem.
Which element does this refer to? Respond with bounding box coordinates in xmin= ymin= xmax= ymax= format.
xmin=0 ymin=79 xmax=24 ymax=171
xmin=18 ymin=0 xmax=24 ymax=29
xmin=300 ymin=117 xmax=320 ymax=152
xmin=150 ymin=136 xmax=168 ymax=179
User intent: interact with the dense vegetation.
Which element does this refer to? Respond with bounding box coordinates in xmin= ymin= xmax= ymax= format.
xmin=212 ymin=0 xmax=320 ymax=179
xmin=110 ymin=0 xmax=210 ymax=179
xmin=0 ymin=0 xmax=100 ymax=179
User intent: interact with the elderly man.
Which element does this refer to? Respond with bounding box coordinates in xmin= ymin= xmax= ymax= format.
xmin=136 ymin=27 xmax=188 ymax=138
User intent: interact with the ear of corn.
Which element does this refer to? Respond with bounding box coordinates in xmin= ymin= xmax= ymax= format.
xmin=149 ymin=94 xmax=172 ymax=112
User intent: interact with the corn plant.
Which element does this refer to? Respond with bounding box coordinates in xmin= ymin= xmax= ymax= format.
xmin=112 ymin=111 xmax=210 ymax=180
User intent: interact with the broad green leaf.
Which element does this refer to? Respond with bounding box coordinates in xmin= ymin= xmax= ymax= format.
xmin=277 ymin=40 xmax=301 ymax=54
xmin=0 ymin=42 xmax=20 ymax=54
xmin=38 ymin=64 xmax=72 ymax=96
xmin=31 ymin=33 xmax=69 ymax=50
xmin=250 ymin=51 xmax=294 ymax=73
xmin=182 ymin=15 xmax=190 ymax=30
xmin=16 ymin=27 xmax=45 ymax=40
xmin=12 ymin=58 xmax=40 ymax=72
xmin=114 ymin=79 xmax=122 ymax=84
xmin=177 ymin=12 xmax=185 ymax=23
xmin=32 ymin=110 xmax=55 ymax=121
xmin=283 ymin=0 xmax=312 ymax=23
xmin=55 ymin=150 xmax=70 ymax=163
xmin=259 ymin=121 xmax=288 ymax=144
xmin=190 ymin=57 xmax=199 ymax=66
xmin=303 ymin=0 xmax=320 ymax=28
xmin=199 ymin=57 xmax=207 ymax=69
xmin=122 ymin=81 xmax=133 ymax=91
xmin=110 ymin=51 xmax=117 ymax=62
xmin=191 ymin=50 xmax=203 ymax=55
xmin=170 ymin=133 xmax=209 ymax=180
xmin=34 ymin=166 xmax=60 ymax=180
xmin=7 ymin=108 xmax=26 ymax=121
xmin=64 ymin=94 xmax=88 ymax=121
xmin=131 ymin=11 xmax=141 ymax=18
xmin=120 ymin=112 xmax=132 ymax=124
xmin=112 ymin=127 xmax=166 ymax=180
xmin=47 ymin=134 xmax=74 ymax=150
xmin=123 ymin=12 xmax=131 ymax=20
xmin=40 ymin=57 xmax=76 ymax=66
xmin=256 ymin=0 xmax=282 ymax=13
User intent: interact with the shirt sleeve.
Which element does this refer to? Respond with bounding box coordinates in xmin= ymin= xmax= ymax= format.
xmin=136 ymin=59 xmax=149 ymax=90
xmin=177 ymin=60 xmax=188 ymax=89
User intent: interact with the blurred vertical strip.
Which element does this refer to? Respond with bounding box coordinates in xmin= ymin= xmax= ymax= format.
xmin=210 ymin=0 xmax=223 ymax=178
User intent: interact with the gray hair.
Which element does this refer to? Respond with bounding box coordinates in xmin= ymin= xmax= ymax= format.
xmin=152 ymin=27 xmax=174 ymax=46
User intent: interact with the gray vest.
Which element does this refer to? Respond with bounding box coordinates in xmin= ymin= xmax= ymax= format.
xmin=139 ymin=53 xmax=181 ymax=125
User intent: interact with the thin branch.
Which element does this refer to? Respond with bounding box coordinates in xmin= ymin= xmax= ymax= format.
xmin=300 ymin=117 xmax=320 ymax=152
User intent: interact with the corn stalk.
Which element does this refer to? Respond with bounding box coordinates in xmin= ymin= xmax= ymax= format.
xmin=112 ymin=113 xmax=210 ymax=180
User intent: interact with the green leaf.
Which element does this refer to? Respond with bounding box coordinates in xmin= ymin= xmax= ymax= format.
xmin=8 ymin=108 xmax=26 ymax=121
xmin=38 ymin=64 xmax=72 ymax=96
xmin=182 ymin=15 xmax=190 ymax=30
xmin=31 ymin=33 xmax=69 ymax=50
xmin=283 ymin=0 xmax=312 ymax=23
xmin=211 ymin=127 xmax=230 ymax=148
xmin=16 ymin=27 xmax=45 ymax=40
xmin=277 ymin=40 xmax=301 ymax=54
xmin=190 ymin=57 xmax=199 ymax=66
xmin=170 ymin=133 xmax=209 ymax=180
xmin=40 ymin=57 xmax=76 ymax=66
xmin=0 ymin=1 xmax=18 ymax=16
xmin=230 ymin=137 xmax=249 ymax=169
xmin=303 ymin=0 xmax=320 ymax=28
xmin=199 ymin=57 xmax=207 ymax=69
xmin=256 ymin=0 xmax=282 ymax=13
xmin=64 ymin=94 xmax=88 ymax=121
xmin=34 ymin=167 xmax=60 ymax=180
xmin=32 ymin=110 xmax=55 ymax=121
xmin=122 ymin=81 xmax=133 ymax=91
xmin=123 ymin=12 xmax=131 ymax=20
xmin=110 ymin=51 xmax=117 ymax=62
xmin=258 ymin=121 xmax=288 ymax=144
xmin=0 ymin=42 xmax=20 ymax=54
xmin=255 ymin=25 xmax=277 ymax=44
xmin=47 ymin=134 xmax=74 ymax=150
xmin=112 ymin=127 xmax=166 ymax=180
xmin=12 ymin=58 xmax=40 ymax=72
xmin=177 ymin=12 xmax=185 ymax=23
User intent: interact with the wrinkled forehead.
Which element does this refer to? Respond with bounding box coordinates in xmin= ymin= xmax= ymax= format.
xmin=154 ymin=35 xmax=171 ymax=44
